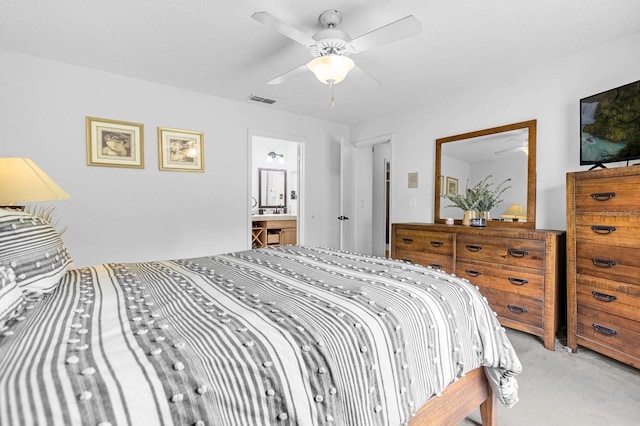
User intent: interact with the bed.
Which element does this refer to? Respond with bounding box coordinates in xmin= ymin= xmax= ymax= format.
xmin=0 ymin=209 xmax=521 ymax=425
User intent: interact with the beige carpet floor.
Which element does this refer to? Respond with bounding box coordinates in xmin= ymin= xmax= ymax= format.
xmin=461 ymin=329 xmax=640 ymax=426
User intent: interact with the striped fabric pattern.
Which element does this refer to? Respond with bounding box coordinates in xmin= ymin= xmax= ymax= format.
xmin=0 ymin=209 xmax=73 ymax=294
xmin=0 ymin=266 xmax=24 ymax=329
xmin=0 ymin=246 xmax=521 ymax=426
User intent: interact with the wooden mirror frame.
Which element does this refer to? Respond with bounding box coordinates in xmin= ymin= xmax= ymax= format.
xmin=434 ymin=120 xmax=537 ymax=228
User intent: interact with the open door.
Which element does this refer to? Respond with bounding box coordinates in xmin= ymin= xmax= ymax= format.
xmin=351 ymin=134 xmax=393 ymax=255
xmin=339 ymin=137 xmax=354 ymax=252
xmin=372 ymin=143 xmax=390 ymax=257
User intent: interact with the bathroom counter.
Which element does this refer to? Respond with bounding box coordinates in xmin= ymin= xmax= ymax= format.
xmin=252 ymin=214 xmax=297 ymax=221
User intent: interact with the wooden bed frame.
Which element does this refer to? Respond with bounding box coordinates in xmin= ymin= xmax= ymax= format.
xmin=409 ymin=367 xmax=496 ymax=426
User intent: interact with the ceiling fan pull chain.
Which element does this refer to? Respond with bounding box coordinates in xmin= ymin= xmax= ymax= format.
xmin=330 ymin=80 xmax=335 ymax=107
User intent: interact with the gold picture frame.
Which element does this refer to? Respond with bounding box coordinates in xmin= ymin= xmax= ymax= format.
xmin=446 ymin=176 xmax=459 ymax=195
xmin=157 ymin=127 xmax=204 ymax=172
xmin=86 ymin=117 xmax=144 ymax=168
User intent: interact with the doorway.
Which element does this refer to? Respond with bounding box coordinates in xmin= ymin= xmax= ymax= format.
xmin=248 ymin=131 xmax=304 ymax=249
xmin=352 ymin=134 xmax=392 ymax=256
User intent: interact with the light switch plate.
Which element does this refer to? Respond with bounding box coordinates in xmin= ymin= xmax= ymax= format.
xmin=408 ymin=172 xmax=418 ymax=188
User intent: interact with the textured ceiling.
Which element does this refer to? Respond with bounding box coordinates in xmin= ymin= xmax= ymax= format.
xmin=1 ymin=1 xmax=639 ymax=125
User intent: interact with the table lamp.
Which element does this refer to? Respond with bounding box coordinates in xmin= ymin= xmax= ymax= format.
xmin=501 ymin=203 xmax=527 ymax=222
xmin=0 ymin=158 xmax=71 ymax=209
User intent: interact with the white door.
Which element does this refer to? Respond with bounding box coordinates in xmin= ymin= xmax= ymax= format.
xmin=372 ymin=143 xmax=390 ymax=257
xmin=339 ymin=137 xmax=354 ymax=251
xmin=351 ymin=135 xmax=392 ymax=255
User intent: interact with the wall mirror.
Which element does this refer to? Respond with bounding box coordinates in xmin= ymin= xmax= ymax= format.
xmin=259 ymin=168 xmax=287 ymax=208
xmin=434 ymin=120 xmax=537 ymax=228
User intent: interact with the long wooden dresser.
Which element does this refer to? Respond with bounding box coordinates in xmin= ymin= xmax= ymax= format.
xmin=391 ymin=223 xmax=566 ymax=350
xmin=566 ymin=167 xmax=640 ymax=368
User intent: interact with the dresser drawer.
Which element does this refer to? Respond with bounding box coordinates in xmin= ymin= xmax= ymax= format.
xmin=574 ymin=213 xmax=640 ymax=248
xmin=576 ymin=243 xmax=640 ymax=283
xmin=394 ymin=249 xmax=453 ymax=273
xmin=394 ymin=229 xmax=454 ymax=255
xmin=575 ymin=175 xmax=640 ymax=212
xmin=456 ymin=234 xmax=545 ymax=269
xmin=456 ymin=260 xmax=544 ymax=299
xmin=577 ymin=305 xmax=640 ymax=360
xmin=576 ymin=277 xmax=640 ymax=322
xmin=479 ymin=287 xmax=543 ymax=329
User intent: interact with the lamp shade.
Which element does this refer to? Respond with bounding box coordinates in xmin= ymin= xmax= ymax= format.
xmin=307 ymin=55 xmax=355 ymax=84
xmin=0 ymin=158 xmax=71 ymax=205
xmin=501 ymin=203 xmax=527 ymax=221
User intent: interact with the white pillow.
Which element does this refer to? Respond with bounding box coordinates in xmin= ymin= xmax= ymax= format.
xmin=0 ymin=209 xmax=73 ymax=295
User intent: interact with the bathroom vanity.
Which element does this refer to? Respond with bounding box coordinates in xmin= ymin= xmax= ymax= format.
xmin=252 ymin=215 xmax=297 ymax=248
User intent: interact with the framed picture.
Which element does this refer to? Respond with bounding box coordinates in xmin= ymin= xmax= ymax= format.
xmin=86 ymin=117 xmax=144 ymax=168
xmin=446 ymin=176 xmax=459 ymax=195
xmin=157 ymin=127 xmax=204 ymax=172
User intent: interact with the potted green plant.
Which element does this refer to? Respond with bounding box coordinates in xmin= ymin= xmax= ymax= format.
xmin=442 ymin=181 xmax=480 ymax=225
xmin=442 ymin=175 xmax=511 ymax=225
xmin=467 ymin=175 xmax=511 ymax=221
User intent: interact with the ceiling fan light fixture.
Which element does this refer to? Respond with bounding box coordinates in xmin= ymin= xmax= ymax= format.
xmin=307 ymin=55 xmax=354 ymax=85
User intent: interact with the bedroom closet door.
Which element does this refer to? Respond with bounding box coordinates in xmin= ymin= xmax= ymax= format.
xmin=339 ymin=137 xmax=354 ymax=252
xmin=372 ymin=142 xmax=391 ymax=257
xmin=351 ymin=134 xmax=392 ymax=256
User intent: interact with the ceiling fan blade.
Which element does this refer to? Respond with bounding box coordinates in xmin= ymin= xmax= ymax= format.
xmin=266 ymin=63 xmax=309 ymax=85
xmin=350 ymin=15 xmax=421 ymax=52
xmin=252 ymin=11 xmax=317 ymax=47
xmin=348 ymin=65 xmax=380 ymax=90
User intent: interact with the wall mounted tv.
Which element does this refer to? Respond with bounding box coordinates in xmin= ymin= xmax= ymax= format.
xmin=580 ymin=79 xmax=640 ymax=169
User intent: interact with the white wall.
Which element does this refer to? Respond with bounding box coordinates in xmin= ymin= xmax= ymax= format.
xmin=3 ymin=32 xmax=639 ymax=263
xmin=0 ymin=51 xmax=349 ymax=266
xmin=351 ymin=32 xmax=640 ymax=231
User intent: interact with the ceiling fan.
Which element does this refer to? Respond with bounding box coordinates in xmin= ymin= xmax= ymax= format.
xmin=252 ymin=10 xmax=421 ymax=99
xmin=494 ymin=138 xmax=529 ymax=156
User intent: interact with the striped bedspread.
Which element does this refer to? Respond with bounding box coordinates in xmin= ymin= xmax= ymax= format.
xmin=0 ymin=246 xmax=521 ymax=425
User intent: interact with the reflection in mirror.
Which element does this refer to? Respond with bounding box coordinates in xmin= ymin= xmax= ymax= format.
xmin=259 ymin=168 xmax=287 ymax=208
xmin=434 ymin=120 xmax=536 ymax=228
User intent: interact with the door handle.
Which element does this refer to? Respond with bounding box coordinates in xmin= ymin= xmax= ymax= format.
xmin=337 ymin=216 xmax=350 ymax=221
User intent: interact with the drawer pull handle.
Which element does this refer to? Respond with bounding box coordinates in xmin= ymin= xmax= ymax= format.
xmin=592 ymin=323 xmax=617 ymax=337
xmin=430 ymin=241 xmax=444 ymax=247
xmin=592 ymin=258 xmax=617 ymax=268
xmin=507 ymin=304 xmax=528 ymax=314
xmin=401 ymin=258 xmax=412 ymax=263
xmin=507 ymin=248 xmax=529 ymax=258
xmin=401 ymin=238 xmax=414 ymax=244
xmin=429 ymin=263 xmax=443 ymax=269
xmin=508 ymin=277 xmax=528 ymax=286
xmin=465 ymin=269 xmax=482 ymax=277
xmin=591 ymin=225 xmax=616 ymax=234
xmin=592 ymin=291 xmax=617 ymax=302
xmin=590 ymin=192 xmax=616 ymax=201
xmin=465 ymin=244 xmax=482 ymax=252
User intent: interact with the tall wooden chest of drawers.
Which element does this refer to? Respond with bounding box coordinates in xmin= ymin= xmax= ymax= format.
xmin=566 ymin=167 xmax=640 ymax=368
xmin=391 ymin=223 xmax=566 ymax=350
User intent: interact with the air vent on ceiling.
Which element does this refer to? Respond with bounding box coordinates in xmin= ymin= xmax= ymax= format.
xmin=249 ymin=95 xmax=276 ymax=104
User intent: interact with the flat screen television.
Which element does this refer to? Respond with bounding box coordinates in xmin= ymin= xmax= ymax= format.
xmin=580 ymin=79 xmax=640 ymax=169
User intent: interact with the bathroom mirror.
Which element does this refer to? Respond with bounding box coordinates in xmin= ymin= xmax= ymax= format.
xmin=434 ymin=120 xmax=537 ymax=228
xmin=259 ymin=168 xmax=287 ymax=208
